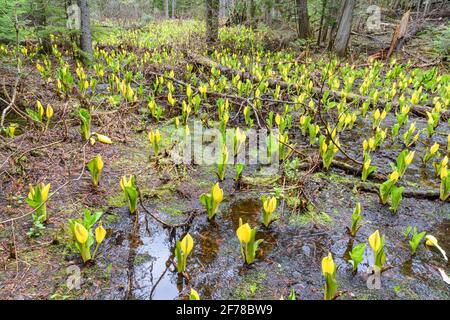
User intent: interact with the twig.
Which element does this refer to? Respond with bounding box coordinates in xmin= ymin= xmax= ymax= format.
xmin=149 ymin=256 xmax=173 ymax=300
xmin=137 ymin=187 xmax=196 ymax=228
xmin=1 ymin=75 xmax=20 ymax=129
xmin=11 ymin=220 xmax=19 ymax=278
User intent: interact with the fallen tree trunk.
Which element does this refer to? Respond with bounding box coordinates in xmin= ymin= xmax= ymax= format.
xmin=312 ymin=161 xmax=442 ymax=200
xmin=188 ymin=52 xmax=449 ymax=120
xmin=355 ymin=183 xmax=441 ymax=201
xmin=331 ymin=159 xmax=386 ymax=182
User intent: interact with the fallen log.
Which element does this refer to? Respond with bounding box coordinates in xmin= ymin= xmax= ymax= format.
xmin=309 ymin=161 xmax=442 ymax=200
xmin=331 ymin=159 xmax=387 ymax=182
xmin=356 ymin=183 xmax=442 ymax=201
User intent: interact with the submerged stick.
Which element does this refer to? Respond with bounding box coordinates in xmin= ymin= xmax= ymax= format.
xmin=137 ymin=187 xmax=197 ymax=228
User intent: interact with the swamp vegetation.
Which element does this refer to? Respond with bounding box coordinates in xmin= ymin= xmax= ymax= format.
xmin=0 ymin=0 xmax=449 ymax=300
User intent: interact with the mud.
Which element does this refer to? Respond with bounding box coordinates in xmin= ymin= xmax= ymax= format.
xmin=1 ymin=36 xmax=448 ymax=300
xmin=95 ymin=126 xmax=449 ymax=300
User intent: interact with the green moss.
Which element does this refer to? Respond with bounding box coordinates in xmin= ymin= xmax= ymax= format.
xmin=314 ymin=171 xmax=355 ymax=185
xmin=18 ymin=247 xmax=45 ymax=261
xmin=284 ymin=194 xmax=301 ymax=209
xmin=48 ymin=259 xmax=114 ymax=300
xmin=353 ymin=293 xmax=371 ymax=300
xmin=134 ymin=253 xmax=151 ymax=266
xmin=107 ymin=192 xmax=127 ymax=207
xmin=56 ymin=201 xmax=84 ymax=217
xmin=157 ymin=182 xmax=178 ymax=193
xmin=404 ymin=180 xmax=420 ymax=188
xmin=394 ymin=283 xmax=420 ymax=299
xmin=141 ymin=184 xmax=177 ymax=203
xmin=104 ymin=263 xmax=113 ymax=280
xmin=48 ymin=266 xmax=84 ymax=300
xmin=242 ymin=174 xmax=281 ymax=187
xmin=288 ymin=204 xmax=334 ymax=227
xmin=196 ymin=179 xmax=213 ymax=188
xmin=104 ymin=212 xmax=120 ymax=225
xmin=160 ymin=205 xmax=183 ymax=217
xmin=233 ymin=270 xmax=268 ymax=300
xmin=49 ymin=292 xmax=76 ymax=300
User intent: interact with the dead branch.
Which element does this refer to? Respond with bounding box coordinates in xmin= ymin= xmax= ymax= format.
xmin=137 ymin=187 xmax=197 ymax=228
xmin=1 ymin=74 xmax=21 ymax=129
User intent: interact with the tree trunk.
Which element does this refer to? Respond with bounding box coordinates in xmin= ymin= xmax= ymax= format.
xmin=172 ymin=0 xmax=176 ymax=18
xmin=206 ymin=0 xmax=219 ymax=52
xmin=165 ymin=0 xmax=169 ymax=19
xmin=321 ymin=25 xmax=328 ymax=43
xmin=423 ymin=0 xmax=430 ymax=16
xmin=249 ymin=0 xmax=256 ymax=29
xmin=296 ymin=0 xmax=310 ymax=39
xmin=78 ymin=0 xmax=93 ymax=61
xmin=219 ymin=0 xmax=227 ymax=19
xmin=324 ymin=0 xmax=341 ymax=50
xmin=264 ymin=0 xmax=272 ymax=25
xmin=317 ymin=0 xmax=327 ymax=45
xmin=327 ymin=24 xmax=336 ymax=50
xmin=35 ymin=0 xmax=51 ymax=52
xmin=333 ymin=0 xmax=355 ymax=57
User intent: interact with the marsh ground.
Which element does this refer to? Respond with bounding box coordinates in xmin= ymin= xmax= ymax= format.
xmin=0 ymin=20 xmax=449 ymax=300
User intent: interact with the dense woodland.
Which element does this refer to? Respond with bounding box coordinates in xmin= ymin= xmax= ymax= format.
xmin=0 ymin=0 xmax=449 ymax=300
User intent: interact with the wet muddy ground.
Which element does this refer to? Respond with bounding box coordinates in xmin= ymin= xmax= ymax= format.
xmin=93 ymin=175 xmax=449 ymax=300
xmin=1 ymin=55 xmax=449 ymax=300
xmin=1 ymin=105 xmax=449 ymax=300
xmin=84 ymin=115 xmax=449 ymax=300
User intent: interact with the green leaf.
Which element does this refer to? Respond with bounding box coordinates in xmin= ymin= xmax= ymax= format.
xmin=349 ymin=243 xmax=366 ymax=270
xmin=404 ymin=226 xmax=412 ymax=238
xmin=379 ymin=180 xmax=394 ymax=204
xmin=288 ymin=288 xmax=296 ymax=300
xmin=390 ymin=186 xmax=405 ymax=213
xmin=26 ymin=108 xmax=42 ymax=122
xmin=199 ymin=193 xmax=211 ymax=207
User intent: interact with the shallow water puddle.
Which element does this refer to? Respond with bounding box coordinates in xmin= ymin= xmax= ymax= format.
xmin=130 ymin=213 xmax=180 ymax=300
xmin=108 ymin=191 xmax=448 ymax=300
xmin=222 ymin=198 xmax=261 ymax=226
xmin=219 ymin=198 xmax=277 ymax=261
xmin=133 ymin=222 xmax=178 ymax=299
xmin=124 ymin=197 xmax=277 ymax=299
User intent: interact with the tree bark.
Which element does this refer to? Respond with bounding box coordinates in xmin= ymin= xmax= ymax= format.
xmin=219 ymin=0 xmax=227 ymax=19
xmin=296 ymin=0 xmax=310 ymax=39
xmin=325 ymin=0 xmax=342 ymax=50
xmin=34 ymin=0 xmax=51 ymax=52
xmin=264 ymin=0 xmax=272 ymax=25
xmin=317 ymin=0 xmax=327 ymax=45
xmin=206 ymin=0 xmax=219 ymax=51
xmin=172 ymin=0 xmax=176 ymax=18
xmin=165 ymin=0 xmax=169 ymax=19
xmin=78 ymin=0 xmax=93 ymax=61
xmin=333 ymin=0 xmax=355 ymax=57
xmin=249 ymin=0 xmax=256 ymax=29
